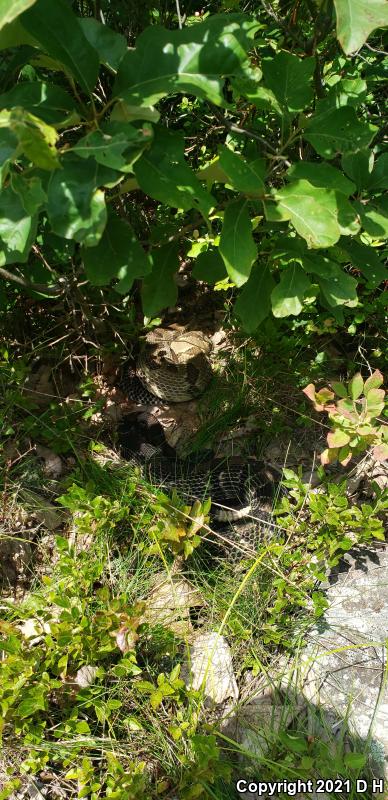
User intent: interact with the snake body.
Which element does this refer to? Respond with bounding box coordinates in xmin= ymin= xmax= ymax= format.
xmin=118 ymin=328 xmax=284 ymax=541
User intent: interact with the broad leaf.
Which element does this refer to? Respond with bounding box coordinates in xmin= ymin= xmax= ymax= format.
xmin=21 ymin=0 xmax=99 ymax=94
xmin=234 ymin=262 xmax=275 ymax=331
xmin=316 ymin=78 xmax=367 ymax=113
xmin=270 ymin=180 xmax=357 ymax=248
xmin=368 ymin=153 xmax=388 ymax=192
xmin=219 ymin=199 xmax=257 ymax=286
xmin=339 ymin=239 xmax=387 ymax=289
xmin=364 ymin=370 xmax=384 ymax=394
xmin=327 ymin=430 xmax=351 ymax=447
xmin=0 ymin=0 xmax=36 ymax=31
xmin=192 ymin=248 xmax=227 ymax=284
xmin=47 ymin=155 xmax=107 ymax=246
xmin=0 ymin=126 xmax=18 ymax=182
xmin=305 ymin=107 xmax=377 ymax=159
xmin=82 ymin=216 xmax=151 ymax=293
xmin=356 ymin=198 xmax=388 ymax=239
xmin=262 ymin=52 xmax=315 ymax=113
xmin=79 ymin=18 xmax=127 ymax=71
xmin=341 ymin=150 xmax=374 ymax=190
xmin=72 ymin=123 xmax=153 ymax=173
xmin=134 ymin=128 xmax=214 ymax=215
xmin=141 ymin=242 xmax=179 ymax=318
xmin=287 ymin=162 xmax=355 ymax=196
xmin=0 ymin=81 xmax=79 ymax=126
xmin=333 ymin=0 xmax=388 ymax=54
xmin=1 ymin=107 xmax=59 ymax=169
xmin=218 ymin=147 xmax=265 ymax=196
xmin=0 ymin=186 xmax=37 ymax=265
xmin=10 ymin=173 xmax=47 ymax=214
xmin=348 ymin=373 xmax=364 ymax=400
xmin=114 ymin=14 xmax=260 ymax=106
xmin=271 ymin=265 xmax=311 ymax=317
xmin=303 ymin=254 xmax=358 ymax=307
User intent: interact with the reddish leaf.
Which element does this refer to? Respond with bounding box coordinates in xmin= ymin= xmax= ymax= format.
xmin=321 ymin=447 xmax=339 ymax=465
xmin=315 ymin=387 xmax=335 ymax=405
xmin=372 ymin=443 xmax=388 ymax=462
xmin=366 ymin=388 xmax=385 ymax=417
xmin=364 ymin=370 xmax=384 ymax=394
xmin=337 ymin=398 xmax=356 ymax=420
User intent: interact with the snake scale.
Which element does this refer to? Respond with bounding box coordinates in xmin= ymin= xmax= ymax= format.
xmin=118 ymin=328 xmax=285 ymax=556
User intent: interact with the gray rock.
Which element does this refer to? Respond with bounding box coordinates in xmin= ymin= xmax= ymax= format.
xmin=182 ymin=632 xmax=238 ymax=705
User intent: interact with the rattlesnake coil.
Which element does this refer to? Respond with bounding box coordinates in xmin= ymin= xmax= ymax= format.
xmin=118 ymin=328 xmax=285 ymax=547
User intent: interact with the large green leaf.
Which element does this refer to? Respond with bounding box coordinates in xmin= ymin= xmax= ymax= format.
xmin=218 ymin=147 xmax=265 ymax=196
xmin=302 ymin=254 xmax=358 ymax=307
xmin=192 ymin=248 xmax=227 ymax=284
xmin=72 ymin=123 xmax=153 ymax=173
xmin=79 ymin=18 xmax=127 ymax=72
xmin=21 ymin=0 xmax=99 ymax=94
xmin=368 ymin=153 xmax=388 ymax=192
xmin=114 ymin=14 xmax=260 ymax=107
xmin=47 ymin=155 xmax=107 ymax=246
xmin=305 ymin=107 xmax=377 ymax=159
xmin=0 ymin=186 xmax=37 ymax=265
xmin=356 ymin=198 xmax=388 ymax=239
xmin=82 ymin=216 xmax=151 ymax=293
xmin=333 ymin=0 xmax=388 ymax=54
xmin=287 ymin=162 xmax=355 ymax=196
xmin=339 ymin=239 xmax=387 ymax=289
xmin=316 ymin=78 xmax=367 ymax=113
xmin=134 ymin=128 xmax=214 ymax=215
xmin=271 ymin=265 xmax=311 ymax=317
xmin=141 ymin=242 xmax=180 ymax=318
xmin=10 ymin=173 xmax=47 ymax=215
xmin=219 ymin=199 xmax=257 ymax=286
xmin=269 ymin=180 xmax=358 ymax=248
xmin=0 ymin=107 xmax=59 ymax=169
xmin=261 ymin=51 xmax=315 ymax=113
xmin=0 ymin=0 xmax=36 ymax=31
xmin=0 ymin=82 xmax=79 ymax=126
xmin=234 ymin=262 xmax=275 ymax=331
xmin=341 ymin=150 xmax=374 ymax=190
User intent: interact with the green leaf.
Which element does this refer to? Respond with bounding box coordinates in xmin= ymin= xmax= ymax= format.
xmin=82 ymin=215 xmax=151 ymax=293
xmin=0 ymin=0 xmax=36 ymax=31
xmin=234 ymin=262 xmax=275 ymax=331
xmin=141 ymin=242 xmax=179 ymax=317
xmin=21 ymin=0 xmax=99 ymax=94
xmin=343 ymin=751 xmax=367 ymax=769
xmin=271 ymin=264 xmax=311 ymax=318
xmin=305 ymin=107 xmax=377 ymax=159
xmin=341 ymin=150 xmax=374 ymax=190
xmin=72 ymin=123 xmax=153 ymax=173
xmin=348 ymin=373 xmax=364 ymax=400
xmin=0 ymin=81 xmax=79 ymax=126
xmin=287 ymin=162 xmax=355 ymax=196
xmin=0 ymin=186 xmax=37 ymax=265
xmin=114 ymin=14 xmax=260 ymax=107
xmin=331 ymin=381 xmax=348 ymax=398
xmin=218 ymin=147 xmax=265 ymax=196
xmin=10 ymin=173 xmax=47 ymax=214
xmin=339 ymin=239 xmax=387 ymax=289
xmin=303 ymin=254 xmax=358 ymax=307
xmin=261 ymin=51 xmax=315 ymax=113
xmin=79 ymin=18 xmax=127 ymax=72
xmin=368 ymin=153 xmax=388 ymax=192
xmin=364 ymin=370 xmax=384 ymax=394
xmin=0 ymin=126 xmax=17 ymax=181
xmin=1 ymin=107 xmax=59 ymax=169
xmin=316 ymin=78 xmax=367 ymax=112
xmin=327 ymin=430 xmax=351 ymax=447
xmin=219 ymin=198 xmax=257 ymax=286
xmin=333 ymin=0 xmax=388 ymax=54
xmin=134 ymin=128 xmax=214 ymax=216
xmin=356 ymin=198 xmax=388 ymax=239
xmin=17 ymin=687 xmax=46 ymax=719
xmin=192 ymin=248 xmax=227 ymax=284
xmin=47 ymin=155 xmax=107 ymax=246
xmin=366 ymin=388 xmax=385 ymax=416
xmin=270 ymin=180 xmax=354 ymax=249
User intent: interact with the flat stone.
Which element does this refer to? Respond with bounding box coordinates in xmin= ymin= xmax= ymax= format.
xmin=182 ymin=632 xmax=238 ymax=705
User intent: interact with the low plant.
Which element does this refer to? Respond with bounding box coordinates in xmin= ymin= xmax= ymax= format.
xmin=303 ymin=370 xmax=387 ymax=465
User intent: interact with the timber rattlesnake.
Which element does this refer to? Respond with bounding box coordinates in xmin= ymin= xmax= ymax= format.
xmin=118 ymin=328 xmax=285 ymax=553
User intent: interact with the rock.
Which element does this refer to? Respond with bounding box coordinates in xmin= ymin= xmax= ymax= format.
xmin=182 ymin=632 xmax=238 ymax=705
xmin=285 ymin=544 xmax=388 ymax=783
xmin=142 ymin=573 xmax=204 ymax=637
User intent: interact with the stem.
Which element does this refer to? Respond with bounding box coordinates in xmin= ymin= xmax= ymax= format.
xmin=0 ymin=267 xmax=65 ymax=296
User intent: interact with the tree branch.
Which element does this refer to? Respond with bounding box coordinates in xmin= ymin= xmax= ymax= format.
xmin=0 ymin=266 xmax=66 ymax=296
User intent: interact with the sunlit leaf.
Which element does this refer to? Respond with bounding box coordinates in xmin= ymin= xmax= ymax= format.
xmin=219 ymin=198 xmax=257 ymax=286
